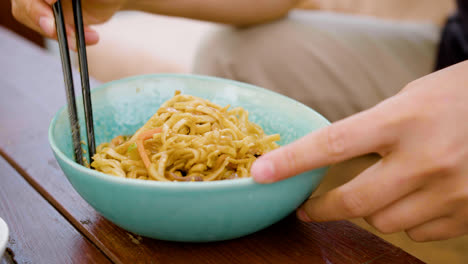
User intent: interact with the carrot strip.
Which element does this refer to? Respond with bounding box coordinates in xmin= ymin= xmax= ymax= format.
xmin=136 ymin=128 xmax=162 ymax=168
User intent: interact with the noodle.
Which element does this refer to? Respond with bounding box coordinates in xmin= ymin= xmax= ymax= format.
xmin=91 ymin=92 xmax=280 ymax=182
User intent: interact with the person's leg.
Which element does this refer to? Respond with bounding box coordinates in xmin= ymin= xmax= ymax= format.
xmin=193 ymin=10 xmax=440 ymax=121
xmin=193 ymin=11 xmax=468 ymax=264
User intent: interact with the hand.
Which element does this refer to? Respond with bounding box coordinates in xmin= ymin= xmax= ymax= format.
xmin=251 ymin=61 xmax=468 ymax=242
xmin=11 ymin=0 xmax=127 ymax=48
xmin=11 ymin=0 xmax=298 ymax=48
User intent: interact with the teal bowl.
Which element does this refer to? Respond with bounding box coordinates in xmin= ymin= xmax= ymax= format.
xmin=48 ymin=74 xmax=330 ymax=242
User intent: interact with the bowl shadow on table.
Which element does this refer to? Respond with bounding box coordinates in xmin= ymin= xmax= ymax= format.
xmin=184 ymin=215 xmax=388 ymax=264
xmin=152 ymin=215 xmax=328 ymax=263
xmin=89 ymin=211 xmax=378 ymax=264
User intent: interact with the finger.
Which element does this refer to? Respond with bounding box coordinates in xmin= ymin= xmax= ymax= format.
xmin=365 ymin=189 xmax=450 ymax=234
xmin=84 ymin=26 xmax=99 ymax=45
xmin=12 ymin=0 xmax=57 ymax=38
xmin=252 ymin=103 xmax=399 ymax=183
xmin=406 ymin=216 xmax=468 ymax=242
xmin=67 ymin=26 xmax=99 ymax=51
xmin=297 ymin=154 xmax=426 ymax=222
xmin=59 ymin=1 xmax=99 ymax=45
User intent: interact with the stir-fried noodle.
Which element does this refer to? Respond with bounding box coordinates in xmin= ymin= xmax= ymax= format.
xmin=91 ymin=92 xmax=280 ymax=182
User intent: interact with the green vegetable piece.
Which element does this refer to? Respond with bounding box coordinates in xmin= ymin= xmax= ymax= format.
xmin=127 ymin=142 xmax=137 ymax=152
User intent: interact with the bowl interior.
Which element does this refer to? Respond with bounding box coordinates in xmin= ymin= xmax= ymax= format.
xmin=51 ymin=74 xmax=330 ymax=174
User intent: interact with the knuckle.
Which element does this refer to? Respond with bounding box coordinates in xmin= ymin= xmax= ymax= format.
xmin=418 ymin=151 xmax=457 ymax=178
xmin=404 ymin=80 xmax=418 ymax=90
xmin=406 ymin=229 xmax=447 ymax=242
xmin=24 ymin=0 xmax=36 ymax=18
xmin=376 ymin=99 xmax=416 ymax=146
xmin=368 ymin=216 xmax=397 ymax=234
xmin=406 ymin=227 xmax=451 ymax=242
xmin=375 ymin=225 xmax=394 ymax=235
xmin=338 ymin=188 xmax=367 ymax=218
xmin=324 ymin=125 xmax=346 ymax=158
xmin=406 ymin=230 xmax=429 ymax=242
xmin=402 ymin=78 xmax=424 ymax=93
xmin=11 ymin=0 xmax=20 ymax=20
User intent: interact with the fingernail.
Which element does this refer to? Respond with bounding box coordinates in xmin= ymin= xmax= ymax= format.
xmin=252 ymin=159 xmax=276 ymax=183
xmin=297 ymin=208 xmax=311 ymax=222
xmin=39 ymin=16 xmax=55 ymax=37
xmin=84 ymin=29 xmax=99 ymax=44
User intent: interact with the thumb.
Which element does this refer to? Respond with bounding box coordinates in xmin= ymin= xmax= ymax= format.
xmin=251 ymin=103 xmax=399 ymax=183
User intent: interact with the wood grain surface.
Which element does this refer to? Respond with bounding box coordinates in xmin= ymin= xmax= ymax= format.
xmin=0 ymin=26 xmax=424 ymax=263
xmin=0 ymin=157 xmax=111 ymax=264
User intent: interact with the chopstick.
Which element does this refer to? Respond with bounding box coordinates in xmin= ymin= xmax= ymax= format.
xmin=52 ymin=0 xmax=83 ymax=165
xmin=52 ymin=0 xmax=96 ymax=165
xmin=71 ymin=0 xmax=96 ymax=159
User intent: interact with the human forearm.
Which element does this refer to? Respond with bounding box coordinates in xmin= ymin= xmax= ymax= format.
xmin=11 ymin=0 xmax=298 ymax=48
xmin=123 ymin=0 xmax=300 ymax=26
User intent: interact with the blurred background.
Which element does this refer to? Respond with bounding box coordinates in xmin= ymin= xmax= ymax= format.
xmin=1 ymin=0 xmax=467 ymax=263
xmin=1 ymin=0 xmax=456 ymax=83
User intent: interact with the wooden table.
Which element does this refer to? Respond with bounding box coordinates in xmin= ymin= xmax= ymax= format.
xmin=0 ymin=26 xmax=424 ymax=264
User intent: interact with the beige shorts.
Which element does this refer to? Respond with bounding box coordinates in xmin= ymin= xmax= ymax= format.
xmin=193 ymin=11 xmax=468 ymax=264
xmin=193 ymin=10 xmax=440 ymax=122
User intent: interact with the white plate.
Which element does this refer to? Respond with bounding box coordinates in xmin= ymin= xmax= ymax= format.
xmin=0 ymin=217 xmax=8 ymax=259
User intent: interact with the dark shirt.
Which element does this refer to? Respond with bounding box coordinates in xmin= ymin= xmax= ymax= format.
xmin=435 ymin=0 xmax=468 ymax=70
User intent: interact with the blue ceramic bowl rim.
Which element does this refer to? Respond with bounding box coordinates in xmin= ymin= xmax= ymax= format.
xmin=48 ymin=73 xmax=330 ymax=190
